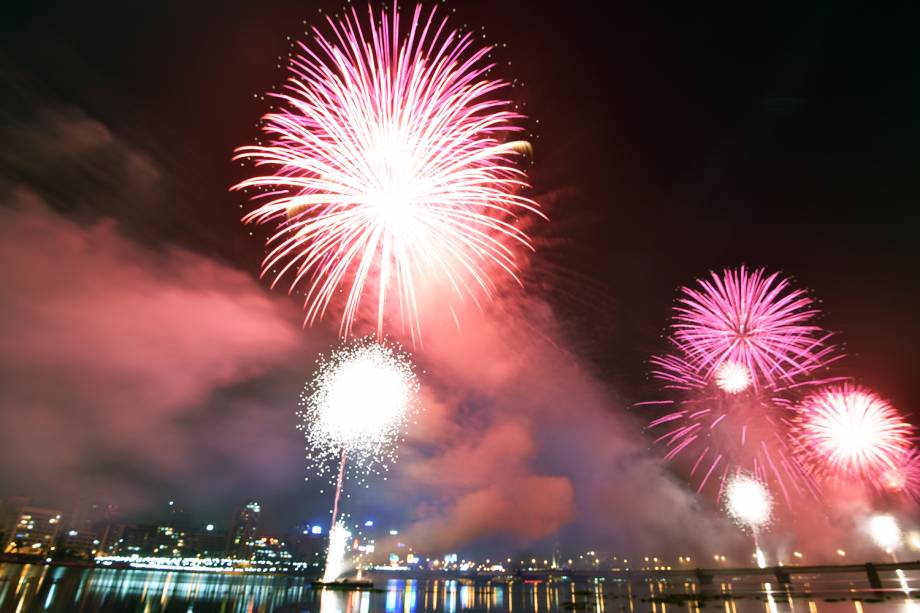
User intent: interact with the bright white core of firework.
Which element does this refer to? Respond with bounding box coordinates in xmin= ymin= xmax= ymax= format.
xmin=714 ymin=360 xmax=753 ymax=394
xmin=318 ymin=350 xmax=412 ymax=447
xmin=299 ymin=340 xmax=419 ymax=484
xmin=725 ymin=474 xmax=773 ymax=530
xmin=309 ymin=342 xmax=418 ymax=452
xmin=868 ymin=514 xmax=902 ymax=551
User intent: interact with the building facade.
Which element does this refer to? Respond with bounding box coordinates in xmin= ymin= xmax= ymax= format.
xmin=2 ymin=506 xmax=63 ymax=557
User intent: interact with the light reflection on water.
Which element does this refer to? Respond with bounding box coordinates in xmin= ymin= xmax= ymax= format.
xmin=1 ymin=564 xmax=919 ymax=613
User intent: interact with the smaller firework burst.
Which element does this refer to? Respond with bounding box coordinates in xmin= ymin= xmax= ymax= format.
xmin=724 ymin=473 xmax=773 ymax=532
xmin=298 ymin=338 xmax=420 ymax=486
xmin=714 ymin=360 xmax=754 ymax=395
xmin=658 ymin=265 xmax=839 ymax=392
xmin=882 ymin=450 xmax=920 ymax=502
xmin=791 ymin=384 xmax=913 ymax=486
xmin=868 ymin=514 xmax=902 ymax=552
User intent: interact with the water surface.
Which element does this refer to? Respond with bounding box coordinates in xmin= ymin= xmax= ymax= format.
xmin=2 ymin=564 xmax=919 ymax=612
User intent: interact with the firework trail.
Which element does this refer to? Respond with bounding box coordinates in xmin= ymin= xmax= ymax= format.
xmin=724 ymin=473 xmax=773 ymax=567
xmin=298 ymin=339 xmax=419 ymax=580
xmin=791 ymin=384 xmax=914 ymax=489
xmin=644 ymin=266 xmax=839 ymax=502
xmin=233 ymin=4 xmax=542 ymax=342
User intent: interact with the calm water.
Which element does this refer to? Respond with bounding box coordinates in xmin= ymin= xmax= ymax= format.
xmin=2 ymin=564 xmax=920 ymax=613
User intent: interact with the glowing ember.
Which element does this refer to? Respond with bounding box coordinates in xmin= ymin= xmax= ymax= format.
xmin=724 ymin=473 xmax=773 ymax=531
xmin=792 ymin=384 xmax=913 ymax=484
xmin=233 ymin=4 xmax=541 ymax=341
xmin=714 ymin=360 xmax=753 ymax=394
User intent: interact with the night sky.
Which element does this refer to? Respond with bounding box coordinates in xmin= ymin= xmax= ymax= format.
xmin=1 ymin=1 xmax=919 ymax=558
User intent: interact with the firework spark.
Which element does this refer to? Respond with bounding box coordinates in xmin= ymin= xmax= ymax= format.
xmin=714 ymin=360 xmax=753 ymax=395
xmin=322 ymin=522 xmax=352 ymax=583
xmin=298 ymin=339 xmax=419 ymax=581
xmin=655 ymin=266 xmax=837 ymax=392
xmin=724 ymin=473 xmax=774 ymax=531
xmin=299 ymin=339 xmax=419 ymax=485
xmin=233 ymin=4 xmax=541 ymax=341
xmin=792 ymin=384 xmax=913 ymax=485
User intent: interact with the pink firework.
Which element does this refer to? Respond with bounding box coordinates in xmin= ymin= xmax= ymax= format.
xmin=659 ymin=266 xmax=838 ymax=392
xmin=792 ymin=384 xmax=914 ymax=485
xmin=643 ymin=265 xmax=842 ymax=503
xmin=645 ymin=393 xmax=818 ymax=504
xmin=881 ymin=449 xmax=920 ymax=502
xmin=232 ymin=4 xmax=541 ymax=341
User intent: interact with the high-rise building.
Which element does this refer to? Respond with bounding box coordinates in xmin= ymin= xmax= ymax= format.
xmin=227 ymin=501 xmax=260 ymax=558
xmin=285 ymin=525 xmax=327 ymax=568
xmin=112 ymin=523 xmax=184 ymax=556
xmin=60 ymin=529 xmax=99 ymax=559
xmin=165 ymin=500 xmax=192 ymax=530
xmin=63 ymin=501 xmax=119 ymax=559
xmin=69 ymin=501 xmax=118 ymax=530
xmin=0 ymin=497 xmax=31 ymax=547
xmin=2 ymin=506 xmax=63 ymax=557
xmin=184 ymin=524 xmax=228 ymax=558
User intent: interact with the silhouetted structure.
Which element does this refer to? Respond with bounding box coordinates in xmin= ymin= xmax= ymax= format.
xmin=227 ymin=501 xmax=260 ymax=558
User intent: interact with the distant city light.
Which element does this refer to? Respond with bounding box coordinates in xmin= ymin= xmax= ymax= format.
xmin=205 ymin=524 xmax=214 ymax=532
xmin=365 ymin=520 xmax=374 ymax=527
xmin=389 ymin=529 xmax=398 ymax=535
xmin=311 ymin=526 xmax=322 ymax=535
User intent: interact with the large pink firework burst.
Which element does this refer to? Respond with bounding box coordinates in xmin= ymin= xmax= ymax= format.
xmin=232 ymin=4 xmax=541 ymax=341
xmin=791 ymin=384 xmax=914 ymax=487
xmin=659 ymin=266 xmax=838 ymax=392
